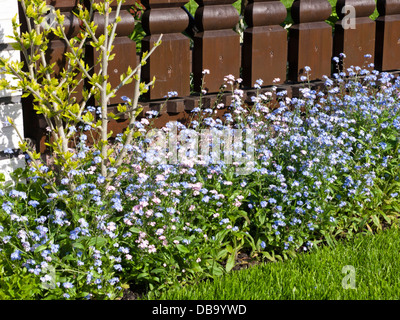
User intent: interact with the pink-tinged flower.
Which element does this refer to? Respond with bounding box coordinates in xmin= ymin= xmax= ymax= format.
xmin=181 ymin=159 xmax=195 ymax=168
xmin=162 ymin=240 xmax=168 ymax=246
xmin=172 ymin=189 xmax=181 ymax=196
xmin=159 ymin=235 xmax=166 ymax=240
xmin=233 ymin=200 xmax=242 ymax=207
xmin=141 ymin=118 xmax=149 ymax=125
xmin=193 ymin=191 xmax=200 ymax=196
xmin=224 ymin=74 xmax=235 ymax=84
xmin=213 ymin=213 xmax=220 ymax=218
xmin=106 ymin=222 xmax=117 ymax=232
xmin=138 ymin=240 xmax=149 ymax=249
xmin=148 ymin=245 xmax=157 ymax=253
xmin=226 ymin=225 xmax=232 ymax=229
xmin=145 ymin=210 xmax=153 ymax=218
xmin=148 ymin=222 xmax=156 ymax=227
xmin=125 ymin=254 xmax=132 ymax=260
xmin=223 ymin=181 xmax=233 ymax=185
xmin=156 ymin=228 xmax=164 ymax=236
xmin=140 ymin=198 xmax=149 ymax=207
xmin=191 ymin=182 xmax=203 ymax=191
xmin=106 ymin=186 xmax=116 ymax=192
xmin=171 ymin=225 xmax=176 ymax=230
xmin=196 ymin=258 xmax=201 ymax=263
xmin=123 ymin=218 xmax=133 ymax=226
xmin=139 ymin=232 xmax=146 ymax=238
xmin=133 ymin=205 xmax=143 ymax=213
xmin=155 ymin=174 xmax=165 ymax=182
xmin=173 ymin=240 xmax=179 ymax=244
xmin=189 ymin=205 xmax=196 ymax=211
xmin=152 ymin=197 xmax=161 ymax=204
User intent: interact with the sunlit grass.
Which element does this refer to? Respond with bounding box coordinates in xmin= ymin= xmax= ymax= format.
xmin=148 ymin=227 xmax=400 ymax=300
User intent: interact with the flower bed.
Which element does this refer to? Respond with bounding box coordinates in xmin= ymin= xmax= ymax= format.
xmin=1 ymin=62 xmax=400 ymax=299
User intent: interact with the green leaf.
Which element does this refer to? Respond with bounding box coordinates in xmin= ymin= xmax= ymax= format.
xmin=262 ymin=251 xmax=276 ymax=262
xmin=72 ymin=242 xmax=85 ymax=250
xmin=34 ymin=245 xmax=47 ymax=253
xmin=237 ymin=210 xmax=251 ymax=225
xmin=86 ymin=237 xmax=107 ymax=248
xmin=216 ymin=248 xmax=228 ymax=260
xmin=129 ymin=227 xmax=141 ymax=234
xmin=210 ymin=264 xmax=224 ymax=277
xmin=176 ymin=244 xmax=190 ymax=254
xmin=150 ymin=268 xmax=166 ymax=274
xmin=137 ymin=272 xmax=149 ymax=279
xmin=225 ymin=253 xmax=236 ymax=272
xmin=371 ymin=215 xmax=382 ymax=230
xmin=325 ymin=234 xmax=336 ymax=248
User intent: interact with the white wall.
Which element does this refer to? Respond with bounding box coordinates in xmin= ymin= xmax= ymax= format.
xmin=0 ymin=0 xmax=25 ymax=182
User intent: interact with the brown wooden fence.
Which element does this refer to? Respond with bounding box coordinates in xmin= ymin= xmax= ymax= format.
xmin=19 ymin=0 xmax=400 ymax=154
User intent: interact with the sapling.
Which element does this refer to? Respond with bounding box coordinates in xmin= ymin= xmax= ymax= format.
xmin=0 ymin=0 xmax=162 ymax=188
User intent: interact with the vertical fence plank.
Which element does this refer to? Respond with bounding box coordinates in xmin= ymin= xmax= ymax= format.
xmin=22 ymin=0 xmax=80 ymax=153
xmin=45 ymin=0 xmax=82 ymax=104
xmin=88 ymin=0 xmax=136 ymax=105
xmin=375 ymin=0 xmax=400 ymax=71
xmin=334 ymin=0 xmax=376 ymax=70
xmin=288 ymin=0 xmax=332 ymax=82
xmin=242 ymin=0 xmax=287 ymax=88
xmin=141 ymin=0 xmax=191 ymax=101
xmin=192 ymin=0 xmax=240 ymax=93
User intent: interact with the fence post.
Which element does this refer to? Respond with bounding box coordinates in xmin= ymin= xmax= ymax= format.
xmin=88 ymin=0 xmax=137 ymax=105
xmin=45 ymin=1 xmax=82 ymax=104
xmin=241 ymin=0 xmax=287 ymax=88
xmin=192 ymin=0 xmax=240 ymax=94
xmin=375 ymin=0 xmax=400 ymax=71
xmin=288 ymin=0 xmax=332 ymax=82
xmin=141 ymin=0 xmax=191 ymax=110
xmin=334 ymin=0 xmax=376 ymax=70
xmin=19 ymin=0 xmax=81 ymax=154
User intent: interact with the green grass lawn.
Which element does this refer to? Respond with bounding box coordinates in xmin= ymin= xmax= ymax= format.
xmin=146 ymin=227 xmax=400 ymax=300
